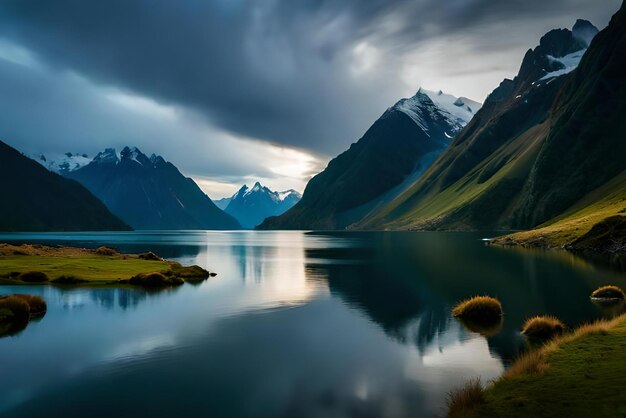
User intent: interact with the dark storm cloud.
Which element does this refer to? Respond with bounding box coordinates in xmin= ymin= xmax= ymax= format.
xmin=0 ymin=0 xmax=620 ymax=156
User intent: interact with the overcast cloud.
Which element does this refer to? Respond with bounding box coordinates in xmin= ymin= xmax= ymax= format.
xmin=0 ymin=0 xmax=620 ymax=197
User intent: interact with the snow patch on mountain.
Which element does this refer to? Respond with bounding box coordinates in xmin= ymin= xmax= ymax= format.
xmin=34 ymin=152 xmax=92 ymax=173
xmin=540 ymin=49 xmax=586 ymax=81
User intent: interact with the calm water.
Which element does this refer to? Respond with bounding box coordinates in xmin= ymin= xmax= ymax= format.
xmin=1 ymin=231 xmax=625 ymax=418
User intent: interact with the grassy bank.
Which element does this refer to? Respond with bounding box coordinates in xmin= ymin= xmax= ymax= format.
xmin=449 ymin=314 xmax=626 ymax=418
xmin=0 ymin=243 xmax=211 ymax=286
xmin=492 ymin=170 xmax=626 ymax=253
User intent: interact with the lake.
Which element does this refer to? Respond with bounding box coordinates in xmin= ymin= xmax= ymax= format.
xmin=0 ymin=231 xmax=625 ymax=418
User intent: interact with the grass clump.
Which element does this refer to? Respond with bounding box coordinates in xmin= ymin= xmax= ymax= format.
xmin=522 ymin=315 xmax=566 ymax=340
xmin=591 ymin=285 xmax=625 ymax=301
xmin=51 ymin=275 xmax=89 ymax=284
xmin=18 ymin=271 xmax=49 ymax=283
xmin=446 ymin=379 xmax=485 ymax=418
xmin=138 ymin=252 xmax=163 ymax=261
xmin=452 ymin=296 xmax=503 ymax=323
xmin=0 ymin=295 xmax=31 ymax=320
xmin=95 ymin=246 xmax=119 ymax=256
xmin=128 ymin=272 xmax=184 ymax=287
xmin=12 ymin=294 xmax=47 ymax=316
xmin=168 ymin=262 xmax=210 ymax=280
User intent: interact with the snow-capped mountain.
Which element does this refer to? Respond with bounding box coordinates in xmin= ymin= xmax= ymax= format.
xmin=392 ymin=88 xmax=480 ymax=140
xmin=259 ymin=88 xmax=481 ymax=230
xmin=539 ymin=20 xmax=599 ymax=81
xmin=34 ymin=152 xmax=92 ymax=173
xmin=217 ymin=182 xmax=301 ymax=228
xmin=65 ymin=146 xmax=240 ymax=230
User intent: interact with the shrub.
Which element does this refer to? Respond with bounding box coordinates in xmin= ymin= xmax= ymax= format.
xmin=18 ymin=271 xmax=49 ymax=283
xmin=12 ymin=294 xmax=47 ymax=317
xmin=522 ymin=315 xmax=566 ymax=340
xmin=128 ymin=272 xmax=184 ymax=287
xmin=452 ymin=296 xmax=503 ymax=323
xmin=95 ymin=246 xmax=119 ymax=256
xmin=52 ymin=275 xmax=89 ymax=284
xmin=446 ymin=379 xmax=485 ymax=418
xmin=138 ymin=252 xmax=163 ymax=261
xmin=591 ymin=285 xmax=625 ymax=301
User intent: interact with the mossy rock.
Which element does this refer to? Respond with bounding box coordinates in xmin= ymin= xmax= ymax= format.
xmin=18 ymin=271 xmax=49 ymax=283
xmin=128 ymin=272 xmax=184 ymax=287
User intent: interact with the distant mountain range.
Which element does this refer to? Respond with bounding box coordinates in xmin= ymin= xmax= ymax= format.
xmin=214 ymin=182 xmax=301 ymax=229
xmin=61 ymin=146 xmax=240 ymax=230
xmin=259 ymin=89 xmax=481 ymax=230
xmin=0 ymin=141 xmax=129 ymax=232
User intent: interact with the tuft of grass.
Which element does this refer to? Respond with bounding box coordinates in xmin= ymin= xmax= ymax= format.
xmin=51 ymin=275 xmax=89 ymax=284
xmin=128 ymin=272 xmax=184 ymax=287
xmin=0 ymin=295 xmax=31 ymax=320
xmin=452 ymin=296 xmax=503 ymax=323
xmin=168 ymin=262 xmax=210 ymax=280
xmin=138 ymin=252 xmax=163 ymax=261
xmin=95 ymin=246 xmax=119 ymax=256
xmin=522 ymin=315 xmax=566 ymax=340
xmin=12 ymin=294 xmax=47 ymax=316
xmin=591 ymin=285 xmax=625 ymax=301
xmin=446 ymin=379 xmax=485 ymax=418
xmin=18 ymin=271 xmax=49 ymax=283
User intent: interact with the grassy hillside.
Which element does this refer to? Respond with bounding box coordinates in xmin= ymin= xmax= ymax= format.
xmin=450 ymin=314 xmax=626 ymax=418
xmin=494 ymin=170 xmax=626 ymax=251
xmin=356 ymin=5 xmax=626 ymax=236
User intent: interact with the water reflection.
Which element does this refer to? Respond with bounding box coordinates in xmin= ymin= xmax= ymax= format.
xmin=0 ymin=231 xmax=625 ymax=418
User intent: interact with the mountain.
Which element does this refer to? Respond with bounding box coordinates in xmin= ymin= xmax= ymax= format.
xmin=217 ymin=182 xmax=301 ymax=229
xmin=65 ymin=146 xmax=241 ymax=230
xmin=354 ymin=13 xmax=626 ymax=240
xmin=33 ymin=152 xmax=92 ymax=174
xmin=258 ymin=89 xmax=481 ymax=230
xmin=0 ymin=140 xmax=130 ymax=232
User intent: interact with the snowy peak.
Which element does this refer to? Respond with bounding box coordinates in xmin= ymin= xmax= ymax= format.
xmin=220 ymin=181 xmax=302 ymax=228
xmin=93 ymin=148 xmax=120 ymax=165
xmin=34 ymin=152 xmax=92 ymax=173
xmin=86 ymin=146 xmax=168 ymax=169
xmin=518 ymin=20 xmax=599 ymax=84
xmin=390 ymin=88 xmax=482 ymax=138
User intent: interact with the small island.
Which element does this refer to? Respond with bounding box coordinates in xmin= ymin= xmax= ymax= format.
xmin=0 ymin=243 xmax=215 ymax=287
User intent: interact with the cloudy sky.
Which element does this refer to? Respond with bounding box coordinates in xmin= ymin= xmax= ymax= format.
xmin=0 ymin=0 xmax=620 ymax=198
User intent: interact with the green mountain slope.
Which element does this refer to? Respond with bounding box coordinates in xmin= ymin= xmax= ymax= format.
xmin=356 ymin=10 xmax=624 ymax=234
xmin=259 ymin=90 xmax=479 ymax=230
xmin=0 ymin=140 xmax=130 ymax=232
